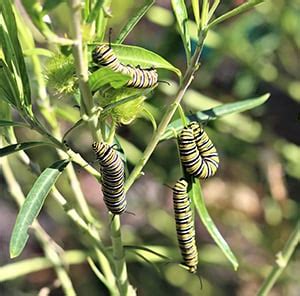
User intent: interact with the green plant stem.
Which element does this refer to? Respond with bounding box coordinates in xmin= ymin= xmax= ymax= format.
xmin=106 ymin=125 xmax=134 ymax=296
xmin=208 ymin=0 xmax=265 ymax=29
xmin=50 ymin=187 xmax=113 ymax=262
xmin=68 ymin=149 xmax=101 ymax=179
xmin=124 ymin=29 xmax=207 ymax=192
xmin=51 ymin=185 xmax=118 ymax=291
xmin=93 ymin=249 xmax=119 ymax=296
xmin=68 ymin=0 xmax=93 ymax=114
xmin=87 ymin=257 xmax=111 ymax=291
xmin=257 ymin=220 xmax=300 ymax=296
xmin=110 ymin=214 xmax=135 ymax=296
xmin=0 ymin=250 xmax=88 ymax=282
xmin=67 ymin=1 xmax=130 ymax=294
xmin=1 ymin=157 xmax=77 ymax=296
xmin=68 ymin=0 xmax=98 ymax=141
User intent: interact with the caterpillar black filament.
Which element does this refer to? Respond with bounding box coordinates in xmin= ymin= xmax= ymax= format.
xmin=173 ymin=178 xmax=198 ymax=273
xmin=92 ymin=142 xmax=127 ymax=215
xmin=92 ymin=44 xmax=158 ymax=89
xmin=178 ymin=122 xmax=219 ymax=179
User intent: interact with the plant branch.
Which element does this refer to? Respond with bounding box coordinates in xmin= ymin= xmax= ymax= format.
xmin=257 ymin=220 xmax=300 ymax=296
xmin=124 ymin=29 xmax=207 ymax=192
xmin=68 ymin=0 xmax=99 ymax=141
xmin=67 ymin=1 xmax=132 ymax=294
xmin=68 ymin=0 xmax=93 ymax=115
xmin=110 ymin=213 xmax=135 ymax=296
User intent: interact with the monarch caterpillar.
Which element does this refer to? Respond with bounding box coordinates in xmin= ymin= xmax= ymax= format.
xmin=92 ymin=142 xmax=127 ymax=215
xmin=92 ymin=44 xmax=158 ymax=89
xmin=178 ymin=122 xmax=219 ymax=179
xmin=173 ymin=178 xmax=198 ymax=273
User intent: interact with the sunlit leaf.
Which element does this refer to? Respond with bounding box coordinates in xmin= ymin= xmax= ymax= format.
xmin=191 ymin=0 xmax=200 ymax=27
xmin=171 ymin=0 xmax=191 ymax=62
xmin=115 ymin=0 xmax=155 ymax=44
xmin=1 ymin=1 xmax=31 ymax=106
xmin=0 ymin=59 xmax=19 ymax=107
xmin=0 ymin=120 xmax=28 ymax=128
xmin=9 ymin=160 xmax=70 ymax=258
xmin=90 ymin=43 xmax=181 ymax=77
xmin=191 ymin=179 xmax=239 ymax=270
xmin=0 ymin=142 xmax=51 ymax=157
xmin=89 ymin=67 xmax=130 ymax=91
xmin=161 ymin=93 xmax=270 ymax=140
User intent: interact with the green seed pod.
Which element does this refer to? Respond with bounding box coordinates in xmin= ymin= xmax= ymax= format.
xmin=96 ymin=88 xmax=147 ymax=125
xmin=45 ymin=54 xmax=77 ymax=96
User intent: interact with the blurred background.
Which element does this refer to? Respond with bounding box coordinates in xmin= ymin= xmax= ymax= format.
xmin=1 ymin=0 xmax=300 ymax=295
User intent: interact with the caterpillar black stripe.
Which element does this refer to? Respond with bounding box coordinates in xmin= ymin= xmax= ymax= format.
xmin=173 ymin=178 xmax=198 ymax=273
xmin=92 ymin=142 xmax=127 ymax=215
xmin=178 ymin=122 xmax=219 ymax=179
xmin=92 ymin=44 xmax=158 ymax=89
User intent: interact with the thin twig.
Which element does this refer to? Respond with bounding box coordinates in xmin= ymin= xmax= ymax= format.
xmin=257 ymin=220 xmax=300 ymax=296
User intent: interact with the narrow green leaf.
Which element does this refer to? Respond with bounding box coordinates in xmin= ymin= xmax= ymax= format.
xmin=142 ymin=107 xmax=157 ymax=131
xmin=109 ymin=44 xmax=181 ymax=77
xmin=0 ymin=120 xmax=28 ymax=128
xmin=0 ymin=59 xmax=20 ymax=107
xmin=161 ymin=93 xmax=270 ymax=141
xmin=89 ymin=67 xmax=130 ymax=91
xmin=1 ymin=1 xmax=31 ymax=106
xmin=191 ymin=0 xmax=200 ymax=27
xmin=86 ymin=0 xmax=105 ymax=23
xmin=95 ymin=0 xmax=112 ymax=41
xmin=171 ymin=0 xmax=191 ymax=62
xmin=0 ymin=141 xmax=51 ymax=157
xmin=115 ymin=0 xmax=155 ymax=44
xmin=191 ymin=179 xmax=239 ymax=270
xmin=9 ymin=159 xmax=70 ymax=258
xmin=208 ymin=0 xmax=264 ymax=29
xmin=124 ymin=245 xmax=172 ymax=260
